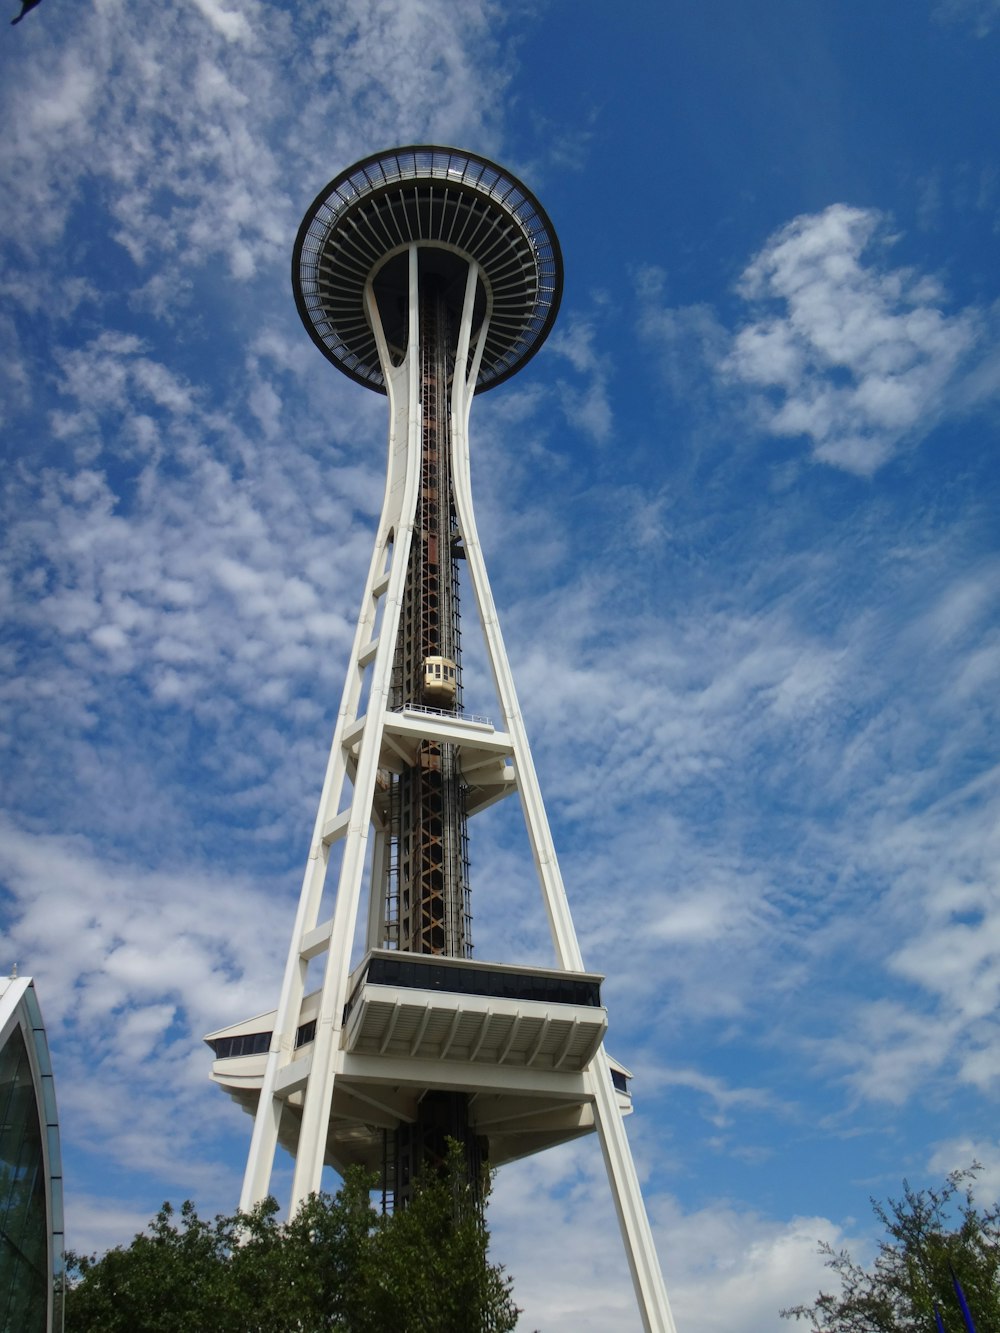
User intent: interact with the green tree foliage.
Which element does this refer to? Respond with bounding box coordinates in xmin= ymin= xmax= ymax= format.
xmin=782 ymin=1166 xmax=1000 ymax=1331
xmin=65 ymin=1148 xmax=520 ymax=1332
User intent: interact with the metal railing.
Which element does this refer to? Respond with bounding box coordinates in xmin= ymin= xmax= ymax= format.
xmin=392 ymin=700 xmax=493 ymax=728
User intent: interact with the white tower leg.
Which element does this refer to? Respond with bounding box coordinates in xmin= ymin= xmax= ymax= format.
xmin=240 ymin=246 xmax=424 ymax=1211
xmin=450 ymin=268 xmax=677 ymax=1333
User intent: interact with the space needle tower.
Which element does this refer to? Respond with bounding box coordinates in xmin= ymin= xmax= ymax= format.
xmin=207 ymin=147 xmax=676 ymax=1331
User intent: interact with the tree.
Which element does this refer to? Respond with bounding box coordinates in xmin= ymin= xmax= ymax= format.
xmin=65 ymin=1148 xmax=520 ymax=1332
xmin=782 ymin=1165 xmax=1000 ymax=1331
xmin=361 ymin=1150 xmax=517 ymax=1333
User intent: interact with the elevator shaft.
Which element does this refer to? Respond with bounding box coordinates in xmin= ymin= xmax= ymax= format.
xmin=386 ymin=272 xmax=479 ymax=1207
xmin=388 ymin=274 xmax=471 ymax=961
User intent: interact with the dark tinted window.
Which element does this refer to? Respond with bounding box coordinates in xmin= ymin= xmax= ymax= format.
xmin=0 ymin=1026 xmax=47 ymax=1333
xmin=362 ymin=956 xmax=601 ymax=1008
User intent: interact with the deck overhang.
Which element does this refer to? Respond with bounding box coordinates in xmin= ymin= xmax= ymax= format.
xmin=207 ymin=950 xmax=631 ymax=1175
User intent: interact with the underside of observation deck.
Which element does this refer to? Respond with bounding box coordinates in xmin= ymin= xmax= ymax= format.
xmin=293 ymin=145 xmax=563 ymax=394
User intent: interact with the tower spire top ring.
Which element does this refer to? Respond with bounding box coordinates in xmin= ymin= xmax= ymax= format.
xmin=292 ymin=145 xmax=563 ymax=394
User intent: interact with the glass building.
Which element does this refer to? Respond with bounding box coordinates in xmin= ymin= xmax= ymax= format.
xmin=0 ymin=976 xmax=64 ymax=1333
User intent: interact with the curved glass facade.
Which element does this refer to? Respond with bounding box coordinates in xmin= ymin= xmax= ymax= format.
xmin=0 ymin=979 xmax=64 ymax=1333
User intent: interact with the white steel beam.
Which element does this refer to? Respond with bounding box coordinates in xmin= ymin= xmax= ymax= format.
xmin=448 ymin=259 xmax=678 ymax=1333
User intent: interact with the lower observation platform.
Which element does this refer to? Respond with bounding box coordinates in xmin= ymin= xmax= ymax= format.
xmin=207 ymin=950 xmax=632 ymax=1176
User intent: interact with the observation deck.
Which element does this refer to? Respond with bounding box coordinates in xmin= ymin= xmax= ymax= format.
xmin=292 ymin=145 xmax=563 ymax=393
xmin=206 ymin=950 xmax=632 ymax=1177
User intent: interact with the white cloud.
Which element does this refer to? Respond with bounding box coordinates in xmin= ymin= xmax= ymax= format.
xmin=188 ymin=0 xmax=255 ymax=44
xmin=549 ymin=317 xmax=615 ymax=444
xmin=644 ymin=1065 xmax=778 ymax=1127
xmin=928 ymin=1139 xmax=1000 ymax=1198
xmin=934 ymin=0 xmax=1000 ymax=36
xmin=636 ymin=266 xmax=728 ymax=400
xmin=490 ymin=1137 xmax=854 ymax=1333
xmin=0 ymin=817 xmax=294 ymax=1227
xmin=2 ymin=0 xmax=998 ymax=1304
xmin=721 ymin=205 xmax=979 ymax=473
xmin=0 ymin=0 xmax=534 ymax=1246
xmin=65 ymin=1194 xmax=155 ymax=1260
xmin=639 ymin=206 xmax=989 ymax=474
xmin=0 ymin=0 xmax=513 ymax=308
xmin=1 ymin=331 xmax=375 ymax=762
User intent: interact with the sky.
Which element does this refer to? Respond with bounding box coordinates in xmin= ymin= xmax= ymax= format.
xmin=1 ymin=0 xmax=999 ymax=1328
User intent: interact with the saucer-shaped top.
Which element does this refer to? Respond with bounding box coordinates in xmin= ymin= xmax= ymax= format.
xmin=292 ymin=146 xmax=563 ymax=394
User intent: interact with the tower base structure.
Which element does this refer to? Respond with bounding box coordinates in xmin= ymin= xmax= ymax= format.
xmin=208 ymin=147 xmax=677 ymax=1332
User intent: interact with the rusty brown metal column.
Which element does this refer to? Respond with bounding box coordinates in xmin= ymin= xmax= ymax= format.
xmin=387 ymin=270 xmax=479 ymax=1207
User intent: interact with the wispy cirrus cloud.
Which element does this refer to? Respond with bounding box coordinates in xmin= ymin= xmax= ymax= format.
xmin=549 ymin=315 xmax=615 ymax=444
xmin=0 ymin=338 xmax=383 ymax=866
xmin=833 ymin=758 xmax=1000 ymax=1104
xmin=469 ymin=453 xmax=1000 ymax=1123
xmin=3 ymin=3 xmax=999 ymax=1326
xmin=0 ymin=0 xmax=530 ymax=1261
xmin=934 ymin=0 xmax=1000 ymax=36
xmin=0 ymin=817 xmax=290 ymax=1212
xmin=1 ymin=0 xmax=512 ymax=312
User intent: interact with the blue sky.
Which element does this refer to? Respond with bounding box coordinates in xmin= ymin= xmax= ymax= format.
xmin=2 ymin=1 xmax=999 ymax=1328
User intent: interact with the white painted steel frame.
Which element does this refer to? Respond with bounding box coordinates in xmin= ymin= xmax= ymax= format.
xmin=241 ymin=244 xmax=677 ymax=1333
